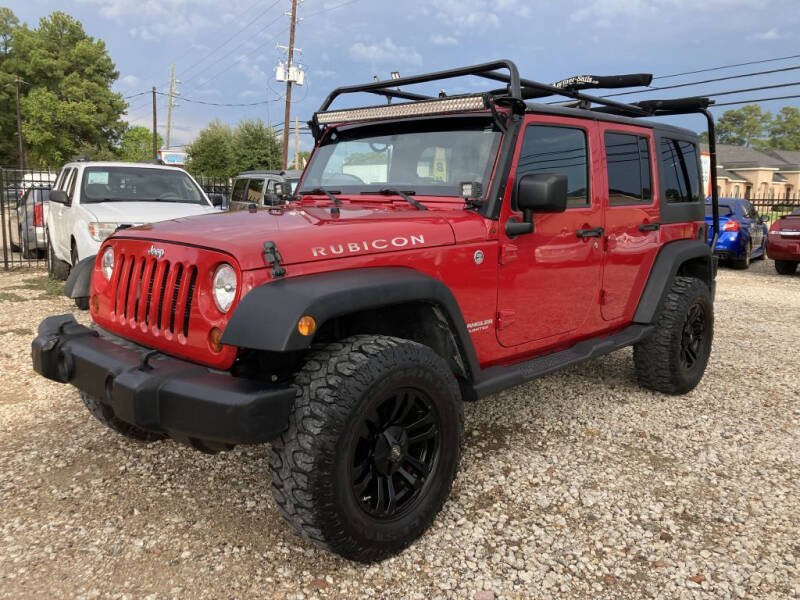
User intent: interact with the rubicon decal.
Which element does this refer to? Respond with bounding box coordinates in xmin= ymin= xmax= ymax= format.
xmin=311 ymin=235 xmax=426 ymax=257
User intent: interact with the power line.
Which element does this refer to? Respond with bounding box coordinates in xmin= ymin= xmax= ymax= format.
xmin=156 ymin=91 xmax=280 ymax=107
xmin=701 ymin=81 xmax=800 ymax=99
xmin=178 ymin=1 xmax=284 ymax=89
xmin=122 ymin=90 xmax=149 ymax=100
xmin=176 ymin=0 xmax=282 ymax=83
xmin=713 ymin=94 xmax=800 ymax=108
xmin=655 ymin=54 xmax=800 ymax=80
xmin=604 ymin=65 xmax=800 ymax=98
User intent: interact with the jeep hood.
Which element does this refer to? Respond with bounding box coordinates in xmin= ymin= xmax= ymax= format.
xmin=81 ymin=201 xmax=218 ymax=224
xmin=113 ymin=204 xmax=461 ymax=270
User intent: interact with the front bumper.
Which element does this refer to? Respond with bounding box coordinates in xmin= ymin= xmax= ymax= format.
xmin=31 ymin=315 xmax=294 ymax=446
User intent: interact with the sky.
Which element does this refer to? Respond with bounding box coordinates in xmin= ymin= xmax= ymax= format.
xmin=5 ymin=0 xmax=800 ymax=153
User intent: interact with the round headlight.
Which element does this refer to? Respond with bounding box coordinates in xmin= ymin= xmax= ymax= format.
xmin=101 ymin=247 xmax=114 ymax=280
xmin=212 ymin=263 xmax=237 ymax=313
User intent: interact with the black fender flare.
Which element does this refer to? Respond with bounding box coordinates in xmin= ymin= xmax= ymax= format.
xmin=64 ymin=255 xmax=95 ymax=299
xmin=633 ymin=239 xmax=714 ymax=324
xmin=221 ymin=267 xmax=480 ymax=378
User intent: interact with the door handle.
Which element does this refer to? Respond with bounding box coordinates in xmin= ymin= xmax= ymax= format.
xmin=639 ymin=222 xmax=660 ymax=232
xmin=576 ymin=227 xmax=604 ymax=238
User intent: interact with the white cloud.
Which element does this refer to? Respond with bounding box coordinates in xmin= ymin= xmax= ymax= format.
xmin=235 ymin=56 xmax=268 ymax=84
xmin=349 ymin=38 xmax=422 ymax=66
xmin=314 ymin=69 xmax=338 ymax=78
xmin=120 ymin=74 xmax=141 ymax=88
xmin=748 ymin=28 xmax=784 ymax=40
xmin=430 ymin=34 xmax=458 ymax=46
xmin=570 ymin=0 xmax=770 ymax=25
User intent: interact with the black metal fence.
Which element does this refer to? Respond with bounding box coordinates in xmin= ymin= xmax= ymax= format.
xmin=750 ymin=198 xmax=800 ymax=221
xmin=1 ymin=167 xmax=57 ymax=269
xmin=0 ymin=167 xmax=232 ymax=270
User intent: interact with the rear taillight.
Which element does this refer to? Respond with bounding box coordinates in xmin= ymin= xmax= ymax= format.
xmin=33 ymin=203 xmax=43 ymax=227
xmin=722 ymin=220 xmax=740 ymax=232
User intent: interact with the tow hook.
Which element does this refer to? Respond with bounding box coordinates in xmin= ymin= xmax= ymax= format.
xmin=263 ymin=241 xmax=286 ymax=278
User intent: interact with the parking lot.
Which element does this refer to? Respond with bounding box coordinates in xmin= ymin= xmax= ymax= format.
xmin=0 ymin=261 xmax=798 ymax=599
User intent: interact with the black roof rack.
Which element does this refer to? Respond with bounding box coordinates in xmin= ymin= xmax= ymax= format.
xmin=314 ymin=59 xmax=720 ymax=246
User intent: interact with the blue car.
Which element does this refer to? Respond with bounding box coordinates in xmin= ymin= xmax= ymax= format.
xmin=705 ymin=197 xmax=768 ymax=269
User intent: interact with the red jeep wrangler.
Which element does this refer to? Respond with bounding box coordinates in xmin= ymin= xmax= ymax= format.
xmin=33 ymin=61 xmax=721 ymax=562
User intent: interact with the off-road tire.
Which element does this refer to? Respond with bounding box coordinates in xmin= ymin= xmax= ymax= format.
xmin=269 ymin=335 xmax=463 ymax=563
xmin=47 ymin=230 xmax=70 ymax=281
xmin=80 ymin=392 xmax=166 ymax=442
xmin=633 ymin=276 xmax=713 ymax=395
xmin=774 ymin=259 xmax=798 ymax=275
xmin=731 ymin=241 xmax=751 ymax=269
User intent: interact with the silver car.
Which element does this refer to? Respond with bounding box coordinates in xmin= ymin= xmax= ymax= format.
xmin=8 ymin=187 xmax=49 ymax=258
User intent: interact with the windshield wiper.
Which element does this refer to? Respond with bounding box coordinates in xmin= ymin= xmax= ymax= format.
xmin=302 ymin=187 xmax=342 ymax=206
xmin=363 ymin=188 xmax=427 ymax=211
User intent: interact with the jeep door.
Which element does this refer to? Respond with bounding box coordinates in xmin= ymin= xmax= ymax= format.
xmin=599 ymin=127 xmax=661 ymax=321
xmin=496 ymin=116 xmax=604 ymax=347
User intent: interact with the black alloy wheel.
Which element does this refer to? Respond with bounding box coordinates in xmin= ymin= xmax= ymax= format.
xmin=679 ymin=302 xmax=706 ymax=371
xmin=351 ymin=387 xmax=440 ymax=519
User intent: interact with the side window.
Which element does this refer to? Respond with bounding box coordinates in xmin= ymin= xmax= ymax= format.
xmin=54 ymin=168 xmax=67 ymax=191
xmin=518 ymin=125 xmax=589 ymax=207
xmin=247 ymin=178 xmax=264 ymax=204
xmin=231 ymin=179 xmax=248 ymax=204
xmin=65 ymin=169 xmax=77 ymax=202
xmin=659 ymin=138 xmax=700 ymax=203
xmin=605 ymin=132 xmax=652 ymax=205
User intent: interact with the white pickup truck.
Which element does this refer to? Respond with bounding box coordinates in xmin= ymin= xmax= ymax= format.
xmin=46 ymin=161 xmax=221 ymax=283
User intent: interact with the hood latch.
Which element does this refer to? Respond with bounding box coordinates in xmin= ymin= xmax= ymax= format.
xmin=263 ymin=241 xmax=286 ymax=278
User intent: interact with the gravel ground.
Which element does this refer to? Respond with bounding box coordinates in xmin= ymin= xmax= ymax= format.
xmin=1 ymin=261 xmax=798 ymax=600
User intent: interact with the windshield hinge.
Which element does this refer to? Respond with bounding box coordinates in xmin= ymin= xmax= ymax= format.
xmin=263 ymin=241 xmax=286 ymax=278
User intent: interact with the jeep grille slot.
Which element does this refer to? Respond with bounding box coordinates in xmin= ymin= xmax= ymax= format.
xmin=157 ymin=261 xmax=171 ymax=329
xmin=113 ymin=255 xmax=125 ymax=315
xmin=182 ymin=267 xmax=197 ymax=337
xmin=168 ymin=264 xmax=184 ymax=334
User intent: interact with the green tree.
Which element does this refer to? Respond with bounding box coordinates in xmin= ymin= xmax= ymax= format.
xmin=5 ymin=11 xmax=125 ymax=166
xmin=715 ymin=105 xmax=771 ymax=148
xmin=0 ymin=8 xmax=20 ymax=166
xmin=767 ymin=106 xmax=800 ymax=151
xmin=185 ymin=119 xmax=235 ymax=177
xmin=231 ymin=119 xmax=281 ymax=173
xmin=118 ymin=125 xmax=163 ymax=162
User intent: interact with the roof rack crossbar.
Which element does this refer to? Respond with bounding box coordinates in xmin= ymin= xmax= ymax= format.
xmin=364 ymin=88 xmax=434 ymax=102
xmin=318 ymin=60 xmax=521 ymax=112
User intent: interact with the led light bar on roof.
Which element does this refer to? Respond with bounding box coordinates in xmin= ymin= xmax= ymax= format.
xmin=315 ymin=94 xmax=488 ymax=125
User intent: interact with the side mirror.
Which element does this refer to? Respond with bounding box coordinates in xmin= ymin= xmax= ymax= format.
xmin=759 ymin=214 xmax=770 ymax=223
xmin=506 ymin=173 xmax=568 ymax=236
xmin=208 ymin=193 xmax=225 ymax=208
xmin=274 ymin=182 xmax=292 ymax=201
xmin=49 ymin=190 xmax=69 ymax=204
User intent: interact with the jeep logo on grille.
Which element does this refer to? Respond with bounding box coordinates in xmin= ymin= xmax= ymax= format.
xmin=147 ymin=245 xmax=165 ymax=259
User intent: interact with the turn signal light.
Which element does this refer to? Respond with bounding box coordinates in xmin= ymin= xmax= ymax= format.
xmin=208 ymin=327 xmax=223 ymax=353
xmin=722 ymin=220 xmax=741 ymax=232
xmin=297 ymin=316 xmax=316 ymax=336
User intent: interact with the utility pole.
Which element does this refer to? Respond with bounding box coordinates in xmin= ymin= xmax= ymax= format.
xmin=14 ymin=75 xmax=24 ymax=170
xmin=151 ymin=86 xmax=158 ymax=160
xmin=294 ymin=116 xmax=299 ymax=170
xmin=165 ymin=64 xmax=179 ymax=149
xmin=281 ymin=0 xmax=299 ymax=170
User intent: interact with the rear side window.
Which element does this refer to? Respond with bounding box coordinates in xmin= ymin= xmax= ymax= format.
xmin=231 ymin=179 xmax=248 ymax=204
xmin=605 ymin=133 xmax=652 ymax=205
xmin=659 ymin=138 xmax=699 ymax=203
xmin=247 ymin=178 xmax=264 ymax=204
xmin=518 ymin=125 xmax=589 ymax=207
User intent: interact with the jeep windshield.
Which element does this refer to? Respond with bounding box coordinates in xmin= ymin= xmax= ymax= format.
xmin=299 ymin=117 xmax=502 ymax=198
xmin=81 ymin=166 xmax=208 ymax=205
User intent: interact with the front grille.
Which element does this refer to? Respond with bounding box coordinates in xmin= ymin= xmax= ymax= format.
xmin=113 ymin=253 xmax=197 ymax=337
